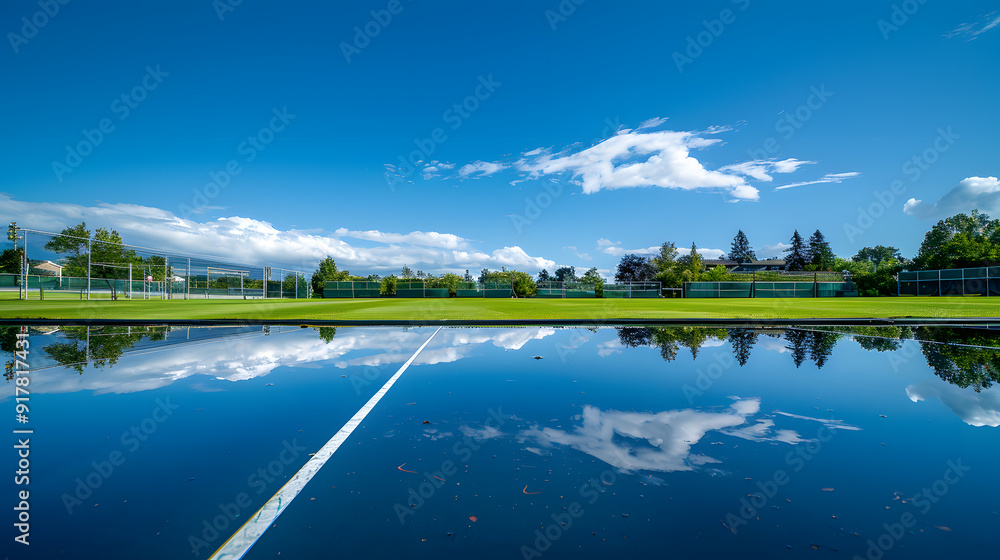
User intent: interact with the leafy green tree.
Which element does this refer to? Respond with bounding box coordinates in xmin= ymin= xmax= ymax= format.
xmin=834 ymin=256 xmax=909 ymax=296
xmin=852 ymin=246 xmax=903 ymax=267
xmin=702 ymin=265 xmax=730 ymax=281
xmin=784 ymin=230 xmax=807 ymax=271
xmin=807 ymin=230 xmax=834 ymax=270
xmin=401 ymin=264 xmax=415 ymax=279
xmin=511 ymin=271 xmax=537 ymax=297
xmin=282 ymin=273 xmax=308 ymax=296
xmin=434 ymin=273 xmax=463 ymax=296
xmin=615 ymin=254 xmax=657 ymax=282
xmin=311 ymin=256 xmax=348 ymax=296
xmin=914 ymin=211 xmax=1000 ymax=270
xmin=677 ymin=243 xmax=703 ymax=278
xmin=537 ymin=269 xmax=551 ymax=282
xmin=379 ymin=275 xmax=397 ymax=295
xmin=580 ymin=267 xmax=604 ymax=297
xmin=43 ymin=222 xmax=91 ymax=278
xmin=652 ymin=242 xmax=683 ymax=289
xmin=0 ymin=248 xmax=24 ymax=274
xmin=580 ymin=267 xmax=602 ymax=285
xmin=73 ymin=227 xmax=142 ymax=300
xmin=728 ymin=230 xmax=756 ymax=264
xmin=554 ymin=266 xmax=577 ymax=283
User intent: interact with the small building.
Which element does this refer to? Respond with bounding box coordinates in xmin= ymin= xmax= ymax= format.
xmin=703 ymin=259 xmax=786 ymax=272
xmin=30 ymin=260 xmax=64 ymax=277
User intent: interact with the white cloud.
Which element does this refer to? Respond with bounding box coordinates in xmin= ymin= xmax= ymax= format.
xmin=636 ymin=117 xmax=668 ymax=129
xmin=488 ymin=246 xmax=556 ymax=269
xmin=523 ymin=397 xmax=811 ymax=474
xmin=0 ymin=194 xmax=554 ymax=274
xmin=773 ymin=171 xmax=861 ymax=191
xmin=758 ymin=242 xmax=790 ymax=259
xmin=596 ymin=239 xmax=724 ymax=259
xmin=946 ymin=11 xmax=1000 ymax=40
xmin=679 ymin=247 xmax=726 ymax=260
xmin=902 ymin=176 xmax=1000 ymax=219
xmin=517 ymin=126 xmax=763 ymax=201
xmin=333 ymin=228 xmax=469 ymax=250
xmin=906 ymin=381 xmax=1000 ymax=427
xmin=458 ymin=160 xmax=508 ymax=178
xmin=397 ymin=119 xmax=847 ymax=203
xmin=718 ymin=158 xmax=815 ymax=182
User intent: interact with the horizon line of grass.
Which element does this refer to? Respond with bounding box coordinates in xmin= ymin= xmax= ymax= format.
xmin=1 ymin=294 xmax=999 ymax=322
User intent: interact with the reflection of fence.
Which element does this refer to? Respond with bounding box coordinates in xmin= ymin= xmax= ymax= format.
xmin=898 ymin=267 xmax=1000 ymax=296
xmin=684 ymin=281 xmax=857 ymax=298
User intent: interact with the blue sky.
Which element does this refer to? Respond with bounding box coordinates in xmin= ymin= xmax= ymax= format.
xmin=1 ymin=0 xmax=998 ymax=276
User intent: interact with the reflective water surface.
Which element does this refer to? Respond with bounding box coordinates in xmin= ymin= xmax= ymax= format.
xmin=2 ymin=324 xmax=998 ymax=559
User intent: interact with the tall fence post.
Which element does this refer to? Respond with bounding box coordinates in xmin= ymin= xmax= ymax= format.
xmin=22 ymin=231 xmax=27 ymax=300
xmin=87 ymin=239 xmax=91 ymax=300
xmin=18 ymin=232 xmax=24 ymax=301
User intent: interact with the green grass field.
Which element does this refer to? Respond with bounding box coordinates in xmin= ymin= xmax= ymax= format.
xmin=1 ymin=292 xmax=998 ymax=322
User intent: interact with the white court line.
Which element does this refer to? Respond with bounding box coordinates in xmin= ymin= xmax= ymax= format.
xmin=208 ymin=326 xmax=442 ymax=560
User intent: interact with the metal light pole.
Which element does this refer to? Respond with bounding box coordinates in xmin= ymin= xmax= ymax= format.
xmin=87 ymin=239 xmax=91 ymax=300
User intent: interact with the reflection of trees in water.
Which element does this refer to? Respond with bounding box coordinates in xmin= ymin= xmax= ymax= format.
xmin=824 ymin=326 xmax=912 ymax=353
xmin=727 ymin=329 xmax=758 ymax=366
xmin=615 ymin=327 xmax=651 ymax=348
xmin=782 ymin=329 xmax=841 ymax=369
xmin=43 ymin=326 xmax=166 ymax=374
xmin=615 ymin=327 xmax=728 ymax=362
xmin=914 ymin=327 xmax=1000 ymax=392
xmin=2 ymin=326 xmax=18 ymax=382
xmin=314 ymin=327 xmax=337 ymax=344
xmin=829 ymin=325 xmax=1000 ymax=391
xmin=615 ymin=326 xmax=839 ymax=368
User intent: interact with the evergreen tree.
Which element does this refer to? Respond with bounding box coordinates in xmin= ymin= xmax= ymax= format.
xmin=554 ymin=266 xmax=577 ymax=282
xmin=784 ymin=329 xmax=809 ymax=368
xmin=728 ymin=230 xmax=757 ymax=264
xmin=537 ymin=269 xmax=551 ymax=282
xmin=807 ymin=230 xmax=834 ymax=270
xmin=727 ymin=329 xmax=758 ymax=367
xmin=784 ymin=230 xmax=807 ymax=271
xmin=678 ymin=243 xmax=703 ymax=275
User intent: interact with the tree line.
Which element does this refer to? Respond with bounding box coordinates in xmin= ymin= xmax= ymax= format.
xmin=605 ymin=209 xmax=1000 ymax=296
xmin=614 ymin=325 xmax=1000 ymax=390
